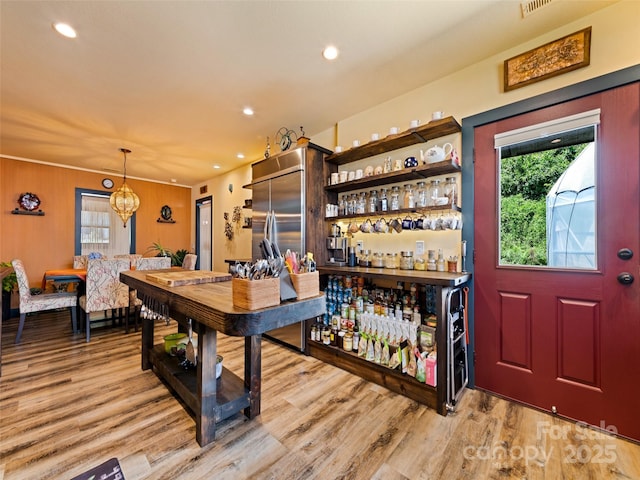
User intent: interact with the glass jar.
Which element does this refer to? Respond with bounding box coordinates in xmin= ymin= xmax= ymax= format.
xmin=368 ymin=190 xmax=378 ymax=213
xmin=400 ymin=251 xmax=414 ymax=270
xmin=372 ymin=252 xmax=385 ymax=268
xmin=427 ymin=250 xmax=437 ymax=271
xmin=379 ymin=188 xmax=389 ymax=212
xmin=414 ymin=255 xmax=426 ymax=270
xmin=338 ymin=194 xmax=348 ymax=216
xmin=445 ymin=176 xmax=458 ymax=207
xmin=403 ymin=184 xmax=416 ymax=209
xmin=436 ymin=249 xmax=446 ymax=272
xmin=347 ymin=193 xmax=357 ymax=215
xmin=416 ymin=181 xmax=428 ymax=208
xmin=385 ymin=253 xmax=399 ymax=269
xmin=429 ymin=179 xmax=441 ymax=206
xmin=390 ymin=186 xmax=401 ymax=211
xmin=356 ymin=191 xmax=367 ymax=214
xmin=359 ymin=249 xmax=372 ymax=267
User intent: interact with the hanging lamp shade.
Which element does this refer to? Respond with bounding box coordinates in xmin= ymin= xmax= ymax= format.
xmin=110 ymin=148 xmax=140 ymax=227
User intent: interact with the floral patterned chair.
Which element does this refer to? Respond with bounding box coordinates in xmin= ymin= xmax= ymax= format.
xmin=12 ymin=259 xmax=78 ymax=343
xmin=73 ymin=255 xmax=88 ymax=269
xmin=79 ymin=259 xmax=131 ymax=342
xmin=182 ymin=254 xmax=198 ymax=270
xmin=136 ymin=257 xmax=172 ymax=271
xmin=114 ymin=254 xmax=143 ymax=269
xmin=74 ymin=253 xmax=108 ymax=269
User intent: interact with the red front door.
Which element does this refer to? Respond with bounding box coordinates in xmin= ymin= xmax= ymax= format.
xmin=474 ymin=82 xmax=640 ymax=441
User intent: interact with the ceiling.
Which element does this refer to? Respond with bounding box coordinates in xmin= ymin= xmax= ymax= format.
xmin=0 ymin=0 xmax=616 ymax=186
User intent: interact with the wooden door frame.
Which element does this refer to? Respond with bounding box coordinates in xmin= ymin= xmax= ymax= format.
xmin=461 ymin=64 xmax=640 ymax=387
xmin=195 ymin=196 xmax=212 ymax=271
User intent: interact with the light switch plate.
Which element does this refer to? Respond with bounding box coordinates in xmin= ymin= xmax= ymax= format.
xmin=356 ymin=240 xmax=364 ymax=252
xmin=416 ymin=240 xmax=425 ymax=255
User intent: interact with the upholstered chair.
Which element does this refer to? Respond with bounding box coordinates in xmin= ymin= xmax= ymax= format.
xmin=114 ymin=254 xmax=143 ymax=269
xmin=182 ymin=254 xmax=198 ymax=270
xmin=79 ymin=259 xmax=131 ymax=342
xmin=73 ymin=255 xmax=88 ymax=269
xmin=11 ymin=259 xmax=78 ymax=343
xmin=136 ymin=257 xmax=172 ymax=271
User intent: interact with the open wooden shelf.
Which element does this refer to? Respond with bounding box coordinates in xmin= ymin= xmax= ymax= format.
xmin=325 ymin=117 xmax=461 ymax=166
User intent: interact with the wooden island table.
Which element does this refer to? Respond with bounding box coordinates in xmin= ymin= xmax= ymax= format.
xmin=120 ymin=269 xmax=325 ymax=446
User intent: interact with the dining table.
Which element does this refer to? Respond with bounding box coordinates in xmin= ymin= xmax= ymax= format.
xmin=41 ymin=268 xmax=87 ymax=291
xmin=120 ymin=269 xmax=326 ymax=446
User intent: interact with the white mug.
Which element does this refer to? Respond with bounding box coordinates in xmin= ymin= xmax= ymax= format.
xmin=355 ymin=169 xmax=363 ymax=179
xmin=335 ymin=145 xmax=343 ymax=153
xmin=352 ymin=139 xmax=360 ymax=147
xmin=330 ymin=172 xmax=339 ymax=185
xmin=432 ymin=111 xmax=444 ymax=120
xmin=371 ymin=133 xmax=379 ymax=141
xmin=389 ymin=127 xmax=399 ymax=135
xmin=347 ymin=171 xmax=356 ymax=181
xmin=410 ymin=120 xmax=419 ymax=128
xmin=339 ymin=171 xmax=348 ymax=183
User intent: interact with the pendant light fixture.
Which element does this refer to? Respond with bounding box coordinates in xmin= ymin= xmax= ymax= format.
xmin=110 ymin=148 xmax=140 ymax=227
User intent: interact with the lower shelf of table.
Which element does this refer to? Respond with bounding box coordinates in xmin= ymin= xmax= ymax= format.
xmin=149 ymin=344 xmax=250 ymax=423
xmin=308 ymin=340 xmax=443 ymax=415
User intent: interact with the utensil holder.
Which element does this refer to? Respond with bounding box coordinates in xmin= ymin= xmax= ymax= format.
xmin=232 ymin=277 xmax=280 ymax=310
xmin=290 ymin=271 xmax=320 ymax=299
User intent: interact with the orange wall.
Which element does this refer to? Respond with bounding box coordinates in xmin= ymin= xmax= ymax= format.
xmin=1 ymin=158 xmax=191 ymax=288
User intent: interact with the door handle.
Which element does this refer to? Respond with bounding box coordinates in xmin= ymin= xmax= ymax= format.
xmin=617 ymin=272 xmax=634 ymax=285
xmin=617 ymin=248 xmax=634 ymax=260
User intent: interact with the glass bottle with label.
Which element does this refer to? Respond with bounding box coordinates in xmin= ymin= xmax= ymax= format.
xmin=368 ymin=190 xmax=378 ymax=213
xmin=390 ymin=186 xmax=401 ymax=211
xmin=379 ymin=188 xmax=389 ymax=212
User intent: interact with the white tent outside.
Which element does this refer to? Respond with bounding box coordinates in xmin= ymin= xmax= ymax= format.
xmin=546 ymin=143 xmax=596 ymax=268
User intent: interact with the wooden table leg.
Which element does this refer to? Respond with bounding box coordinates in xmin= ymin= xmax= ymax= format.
xmin=244 ymin=334 xmax=261 ymax=418
xmin=197 ymin=324 xmax=217 ymax=446
xmin=141 ymin=315 xmax=154 ymax=371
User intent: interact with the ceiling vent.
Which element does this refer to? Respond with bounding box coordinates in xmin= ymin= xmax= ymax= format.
xmin=521 ymin=0 xmax=555 ymax=17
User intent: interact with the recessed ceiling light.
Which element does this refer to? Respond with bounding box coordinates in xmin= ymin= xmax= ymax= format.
xmin=550 ymin=138 xmax=562 ymax=144
xmin=213 ymin=165 xmax=221 ymax=169
xmin=322 ymin=45 xmax=339 ymax=61
xmin=243 ymin=107 xmax=254 ymax=116
xmin=52 ymin=22 xmax=77 ymax=38
xmin=170 ymin=178 xmax=177 ymax=183
xmin=237 ymin=153 xmax=245 ymax=159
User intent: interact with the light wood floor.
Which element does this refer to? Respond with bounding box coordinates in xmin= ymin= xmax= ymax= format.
xmin=1 ymin=311 xmax=639 ymax=480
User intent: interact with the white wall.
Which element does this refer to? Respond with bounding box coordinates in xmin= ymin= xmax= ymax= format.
xmin=194 ymin=0 xmax=640 ymax=270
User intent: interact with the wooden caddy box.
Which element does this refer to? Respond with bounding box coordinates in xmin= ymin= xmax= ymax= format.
xmin=232 ymin=277 xmax=280 ymax=310
xmin=290 ymin=271 xmax=320 ymax=300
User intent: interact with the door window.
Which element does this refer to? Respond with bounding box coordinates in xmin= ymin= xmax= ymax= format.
xmin=495 ymin=110 xmax=599 ymax=269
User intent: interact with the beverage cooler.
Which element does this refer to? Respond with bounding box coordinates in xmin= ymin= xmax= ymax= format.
xmin=446 ymin=287 xmax=468 ymax=410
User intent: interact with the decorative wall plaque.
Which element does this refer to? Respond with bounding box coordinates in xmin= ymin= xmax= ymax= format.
xmin=504 ymin=27 xmax=591 ymax=92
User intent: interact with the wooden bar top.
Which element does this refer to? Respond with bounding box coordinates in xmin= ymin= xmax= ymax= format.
xmin=121 ymin=269 xmax=325 ymax=337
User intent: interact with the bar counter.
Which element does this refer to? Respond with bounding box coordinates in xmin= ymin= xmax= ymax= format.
xmin=120 ymin=270 xmax=325 ymax=446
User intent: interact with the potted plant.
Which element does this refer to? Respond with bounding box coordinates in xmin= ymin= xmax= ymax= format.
xmin=171 ymin=249 xmax=190 ymax=267
xmin=1 ymin=261 xmax=18 ymax=321
xmin=146 ymin=243 xmax=192 ymax=267
xmin=146 ymin=241 xmax=173 ymax=258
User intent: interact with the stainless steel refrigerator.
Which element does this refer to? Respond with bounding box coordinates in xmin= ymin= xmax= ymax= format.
xmin=251 ymin=147 xmax=307 ymax=351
